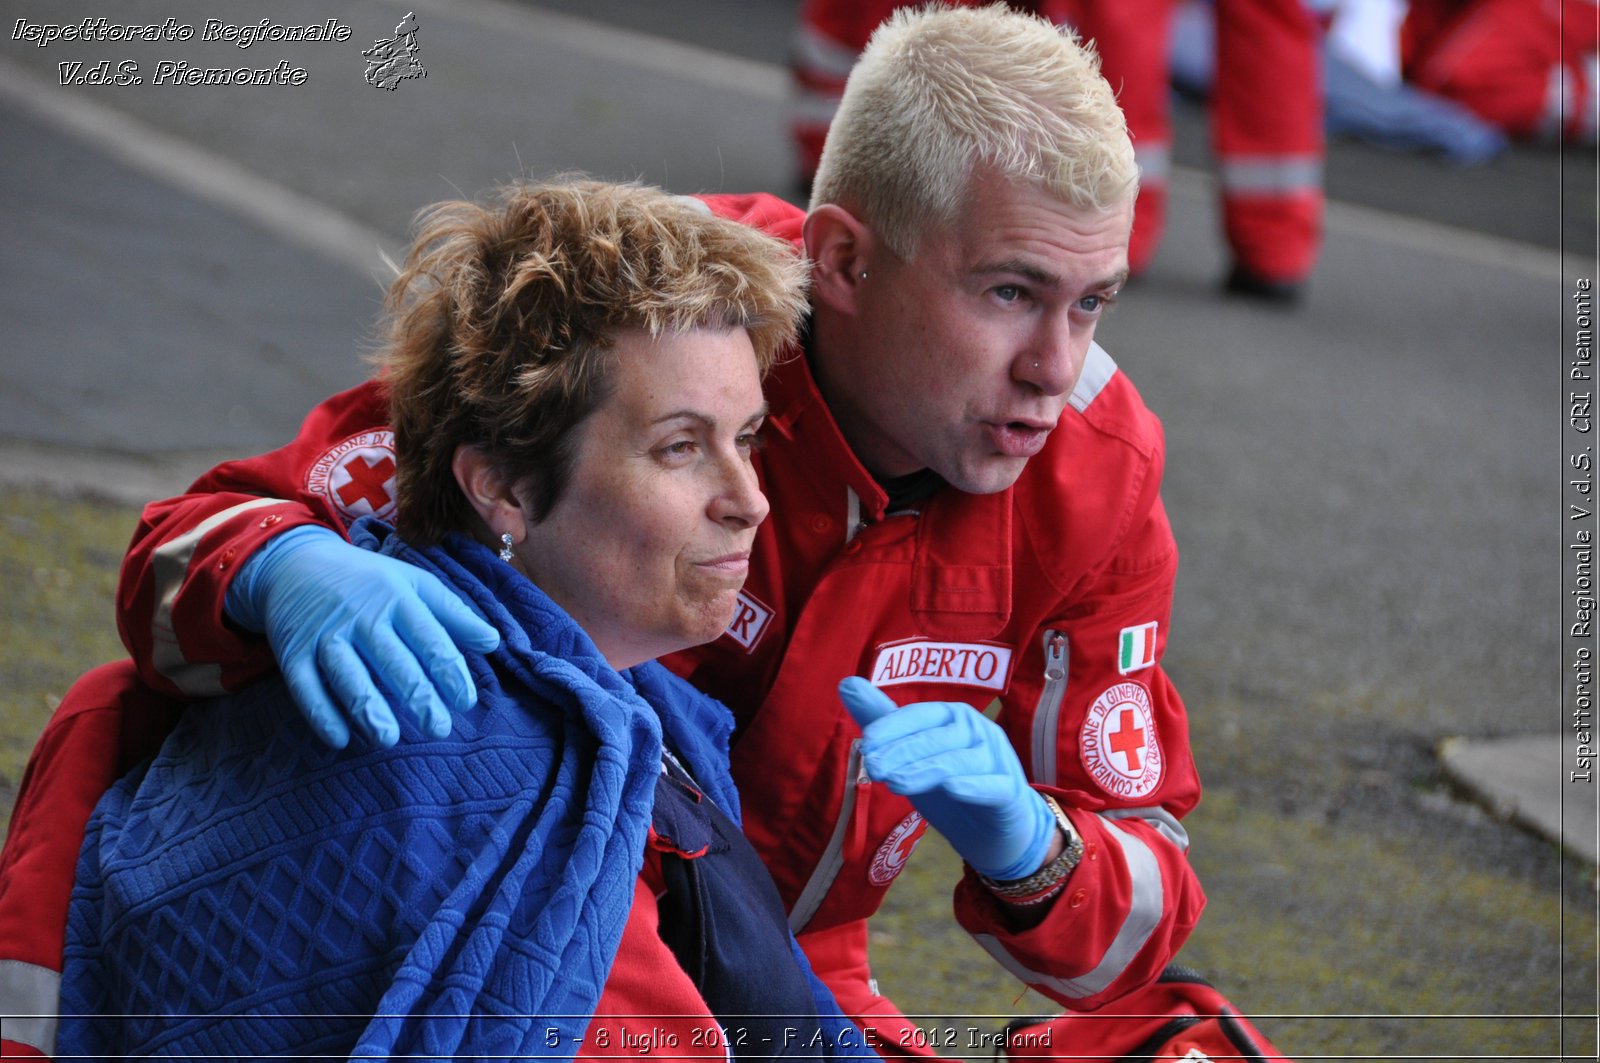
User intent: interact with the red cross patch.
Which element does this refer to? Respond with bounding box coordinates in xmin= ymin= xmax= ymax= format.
xmin=1079 ymin=681 xmax=1164 ymax=800
xmin=867 ymin=811 xmax=925 ymax=886
xmin=306 ymin=430 xmax=398 ymax=526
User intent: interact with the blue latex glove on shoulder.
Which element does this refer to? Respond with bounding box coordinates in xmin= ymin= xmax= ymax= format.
xmin=838 ymin=676 xmax=1055 ymax=882
xmin=225 ymin=525 xmax=500 ymax=748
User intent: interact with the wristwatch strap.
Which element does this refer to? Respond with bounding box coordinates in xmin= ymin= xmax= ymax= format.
xmin=978 ymin=795 xmax=1083 ymax=904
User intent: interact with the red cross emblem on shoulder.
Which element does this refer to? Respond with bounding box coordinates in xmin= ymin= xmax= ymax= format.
xmin=306 ymin=430 xmax=398 ymax=526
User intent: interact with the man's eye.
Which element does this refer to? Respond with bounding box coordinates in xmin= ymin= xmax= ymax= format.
xmin=993 ymin=285 xmax=1023 ymax=303
xmin=1078 ymin=291 xmax=1118 ymax=314
xmin=736 ymin=431 xmax=765 ymax=452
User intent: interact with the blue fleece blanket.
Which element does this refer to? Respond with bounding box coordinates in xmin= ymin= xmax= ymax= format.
xmin=59 ymin=521 xmax=868 ymax=1061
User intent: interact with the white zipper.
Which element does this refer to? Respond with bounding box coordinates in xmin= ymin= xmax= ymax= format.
xmin=1030 ymin=629 xmax=1068 ymax=786
xmin=787 ymin=738 xmax=869 ymax=933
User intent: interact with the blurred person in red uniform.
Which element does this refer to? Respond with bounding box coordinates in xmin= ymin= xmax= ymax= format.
xmin=2 ymin=7 xmax=1294 ymax=1061
xmin=794 ymin=0 xmax=1325 ymax=299
xmin=1401 ymin=0 xmax=1598 ymax=144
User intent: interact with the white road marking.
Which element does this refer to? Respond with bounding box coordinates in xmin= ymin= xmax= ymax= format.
xmin=0 ymin=57 xmax=400 ymax=280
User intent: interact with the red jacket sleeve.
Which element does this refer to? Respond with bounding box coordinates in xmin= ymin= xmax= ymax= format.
xmin=0 ymin=661 xmax=183 ymax=1060
xmin=116 ymin=380 xmax=394 ymax=698
xmin=956 ymin=430 xmax=1205 ymax=1009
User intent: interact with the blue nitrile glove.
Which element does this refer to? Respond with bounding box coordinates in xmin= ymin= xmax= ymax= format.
xmin=838 ymin=676 xmax=1056 ymax=882
xmin=225 ymin=525 xmax=500 ymax=748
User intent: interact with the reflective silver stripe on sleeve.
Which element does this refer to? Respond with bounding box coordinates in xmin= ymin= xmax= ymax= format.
xmin=970 ymin=816 xmax=1164 ymax=1000
xmin=1218 ymin=155 xmax=1323 ymax=195
xmin=150 ymin=496 xmax=289 ymax=697
xmin=788 ymin=739 xmax=867 ymax=933
xmin=792 ymin=25 xmax=860 ymax=81
xmin=1132 ymin=142 xmax=1171 ymax=184
xmin=1540 ymin=63 xmax=1575 ymax=141
xmin=0 ymin=959 xmax=61 ymax=1055
xmin=1068 ymin=342 xmax=1117 ymax=414
xmin=792 ymin=86 xmax=842 ymax=129
xmin=1101 ymin=805 xmax=1189 ymax=852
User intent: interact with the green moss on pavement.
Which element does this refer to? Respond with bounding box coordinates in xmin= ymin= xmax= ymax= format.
xmin=0 ymin=488 xmax=139 ymax=840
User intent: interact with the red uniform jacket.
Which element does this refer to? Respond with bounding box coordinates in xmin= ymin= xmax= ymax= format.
xmin=0 ymin=194 xmax=1204 ymax=1059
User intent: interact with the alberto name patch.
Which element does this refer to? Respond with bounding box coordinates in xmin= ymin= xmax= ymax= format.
xmin=1080 ymin=681 xmax=1164 ymax=799
xmin=869 ymin=638 xmax=1013 ymax=692
xmin=307 ymin=430 xmax=397 ymax=526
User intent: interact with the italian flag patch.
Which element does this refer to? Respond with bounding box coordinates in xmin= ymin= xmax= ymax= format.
xmin=1118 ymin=622 xmax=1157 ymax=674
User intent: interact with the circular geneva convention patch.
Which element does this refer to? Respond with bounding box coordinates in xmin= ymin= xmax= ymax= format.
xmin=1080 ymin=681 xmax=1164 ymax=800
xmin=307 ymin=430 xmax=398 ymax=526
xmin=868 ymin=811 xmax=925 ymax=886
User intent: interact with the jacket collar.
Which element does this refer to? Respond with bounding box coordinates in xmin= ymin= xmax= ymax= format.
xmin=763 ymin=337 xmax=1015 ymax=639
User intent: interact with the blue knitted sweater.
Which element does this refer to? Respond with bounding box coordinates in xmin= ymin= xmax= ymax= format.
xmin=59 ymin=520 xmax=869 ymax=1061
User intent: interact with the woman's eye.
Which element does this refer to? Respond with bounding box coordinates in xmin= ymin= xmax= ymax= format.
xmin=659 ymin=440 xmax=697 ymax=459
xmin=736 ymin=431 xmax=765 ymax=452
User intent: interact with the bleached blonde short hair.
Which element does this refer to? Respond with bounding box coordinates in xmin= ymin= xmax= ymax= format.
xmin=810 ymin=3 xmax=1138 ymax=257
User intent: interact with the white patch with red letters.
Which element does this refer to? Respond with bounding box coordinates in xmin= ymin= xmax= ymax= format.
xmin=868 ymin=638 xmax=1013 ymax=692
xmin=723 ymin=589 xmax=774 ymax=651
xmin=306 ymin=430 xmax=398 ymax=526
xmin=867 ymin=811 xmax=925 ymax=886
xmin=1079 ymin=681 xmax=1164 ymax=799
